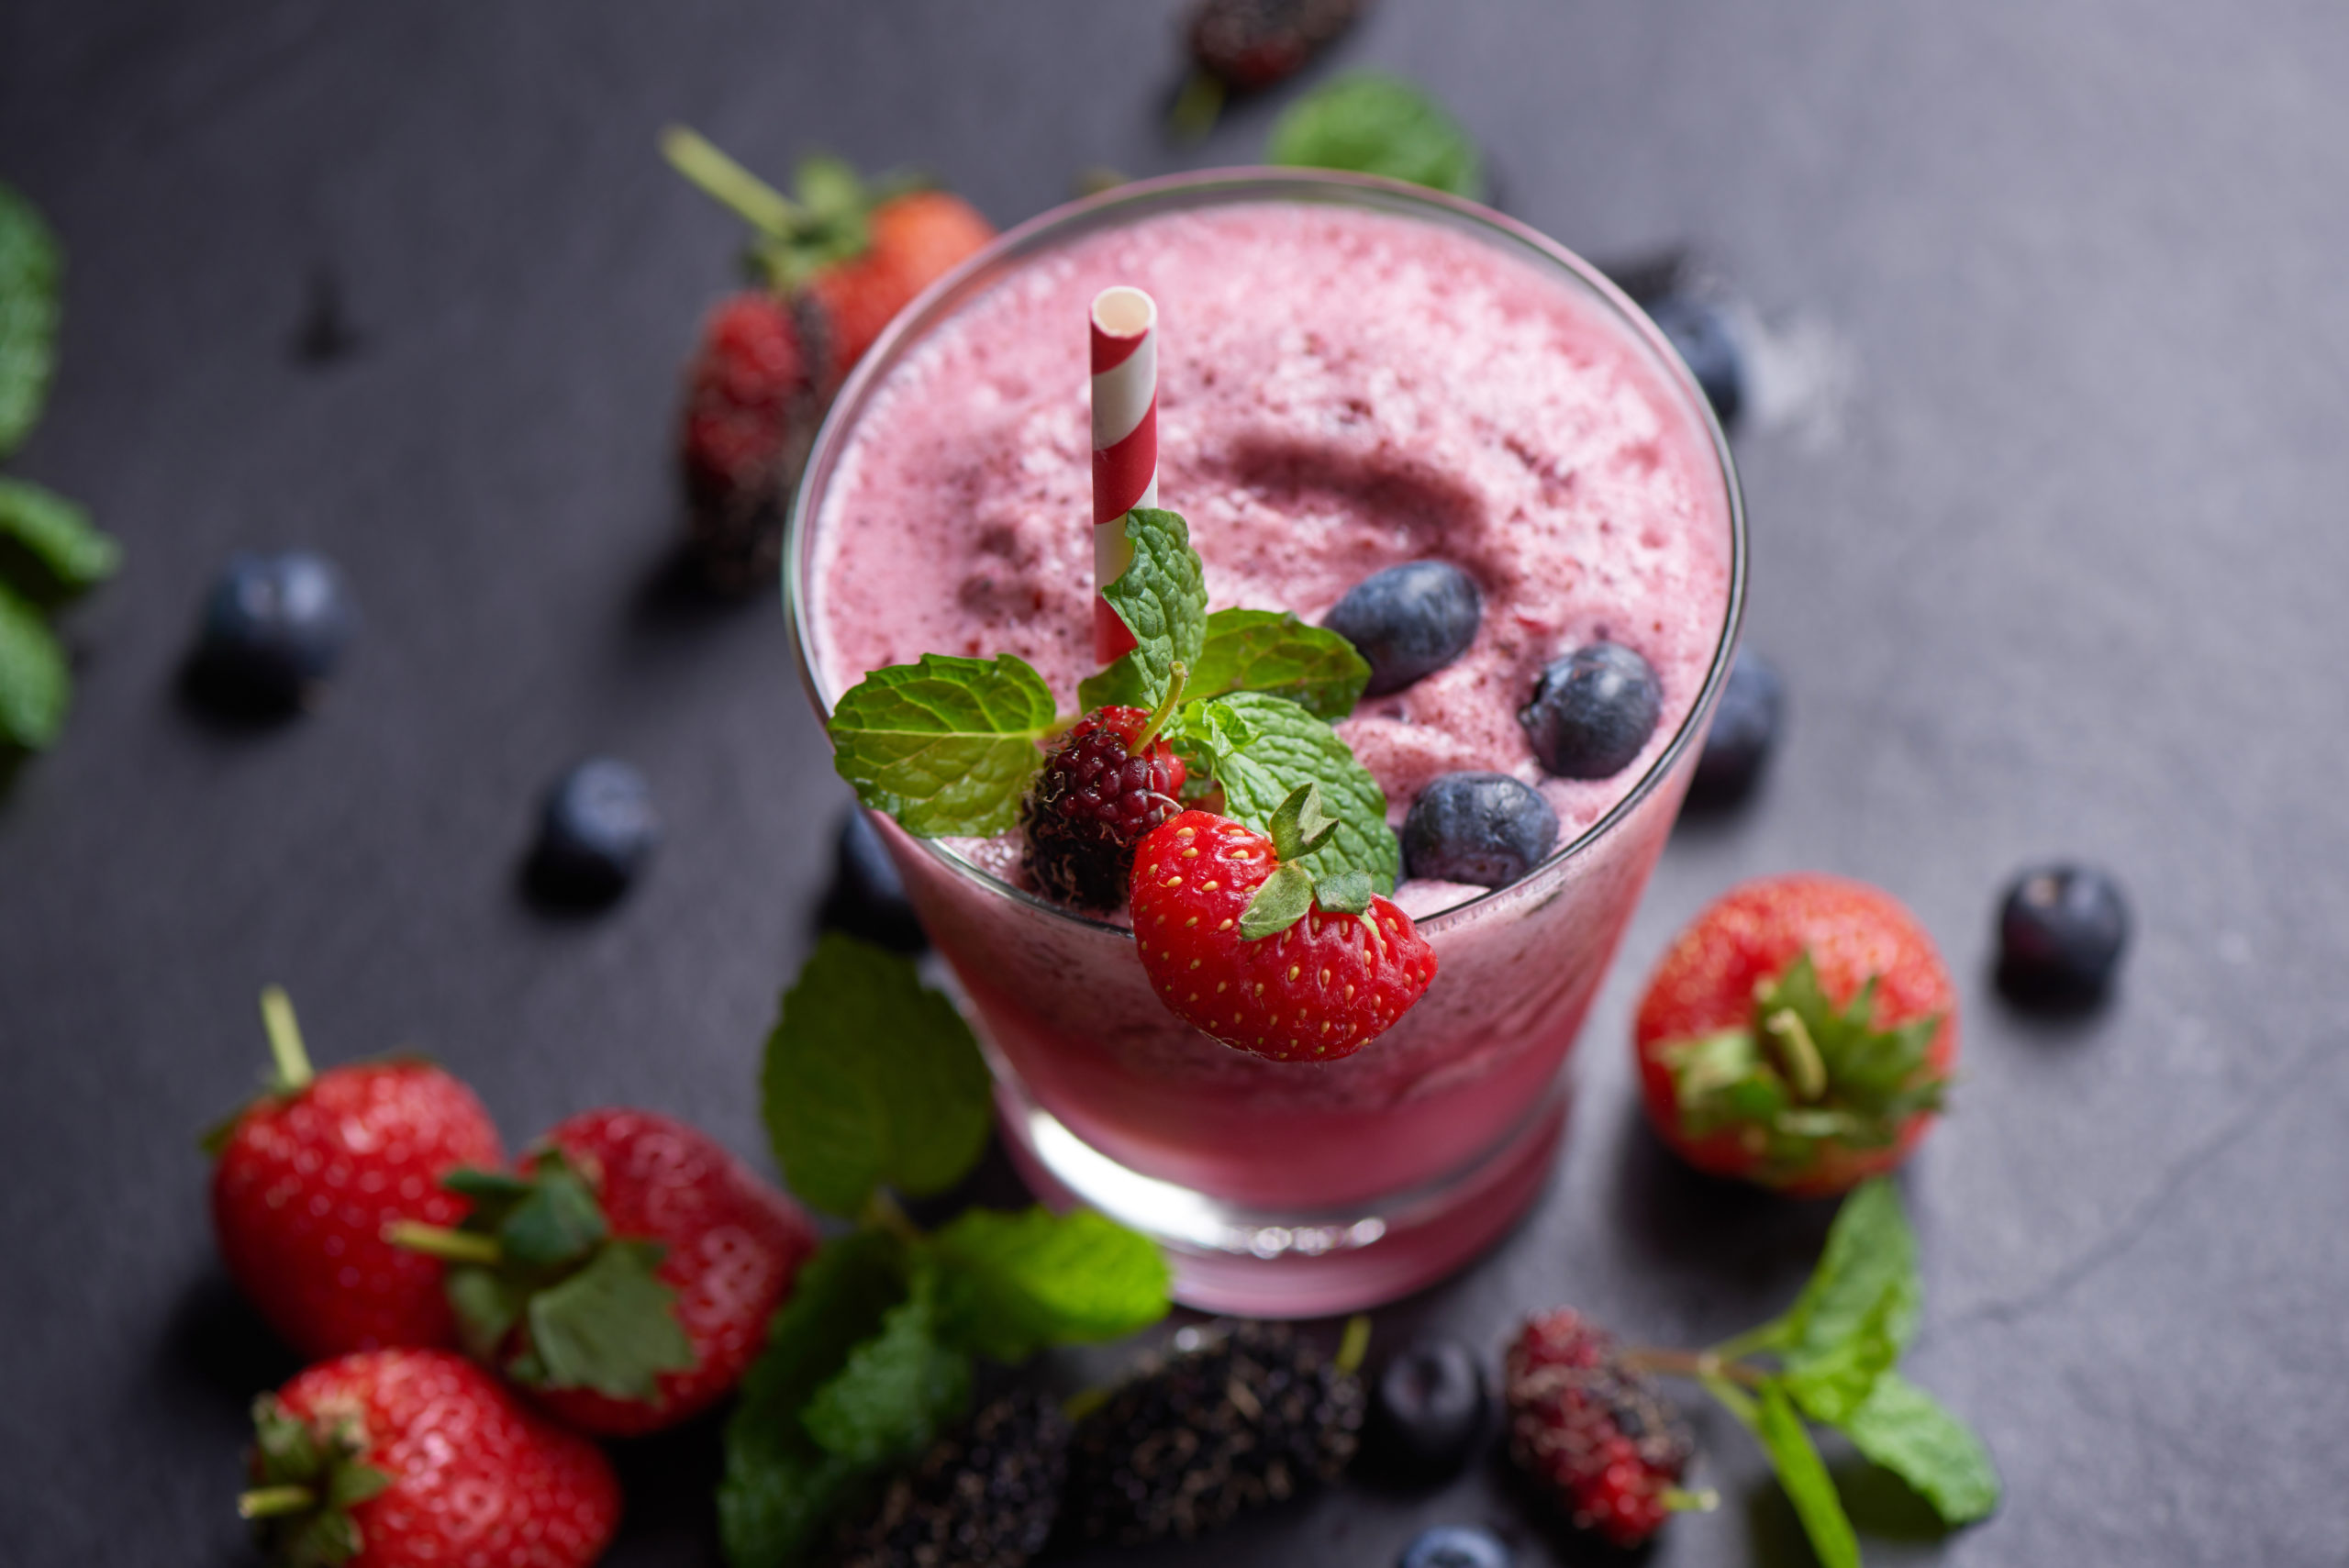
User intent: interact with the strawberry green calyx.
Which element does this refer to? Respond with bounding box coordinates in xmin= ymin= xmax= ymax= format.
xmin=198 ymin=985 xmax=318 ymax=1157
xmin=390 ymin=1151 xmax=694 ymax=1402
xmin=659 ymin=126 xmax=922 ymax=295
xmin=1660 ymin=951 xmax=1947 ymax=1177
xmin=240 ymin=1394 xmax=392 ymax=1567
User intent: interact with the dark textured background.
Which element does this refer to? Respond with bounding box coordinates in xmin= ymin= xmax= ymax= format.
xmin=5 ymin=3 xmax=2346 ymax=1564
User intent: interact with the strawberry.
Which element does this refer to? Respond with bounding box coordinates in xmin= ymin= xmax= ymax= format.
xmin=802 ymin=187 xmax=994 ymax=385
xmin=1129 ymin=803 xmax=1436 ymax=1062
xmin=239 ymin=1348 xmax=618 ymax=1568
xmin=208 ymin=987 xmax=504 ymax=1360
xmin=395 ymin=1108 xmax=817 ymax=1437
xmin=1633 ymin=873 xmax=1957 ymax=1195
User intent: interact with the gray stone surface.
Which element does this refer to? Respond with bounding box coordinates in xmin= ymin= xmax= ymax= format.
xmin=4 ymin=2 xmax=2344 ymax=1563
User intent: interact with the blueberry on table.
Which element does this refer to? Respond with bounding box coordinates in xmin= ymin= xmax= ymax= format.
xmin=193 ymin=550 xmax=352 ymax=712
xmin=1401 ymin=773 xmax=1559 ymax=889
xmin=821 ymin=807 xmax=927 ymax=953
xmin=1398 ymin=1524 xmax=1512 ymax=1568
xmin=1998 ymin=863 xmax=2130 ymax=1002
xmin=1646 ymin=294 xmax=1742 ymax=429
xmin=1688 ymin=647 xmax=1784 ymax=806
xmin=529 ymin=759 xmax=658 ymax=905
xmin=1323 ymin=561 xmax=1483 ymax=697
xmin=1519 ymin=642 xmax=1662 ymax=780
xmin=1371 ymin=1337 xmax=1490 ymax=1479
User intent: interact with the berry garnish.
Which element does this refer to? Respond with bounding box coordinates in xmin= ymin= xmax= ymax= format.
xmin=1321 ymin=560 xmax=1483 ymax=696
xmin=192 ymin=550 xmax=352 ymax=714
xmin=529 ymin=757 xmax=659 ymax=905
xmin=1519 ymin=640 xmax=1663 ymax=780
xmin=1647 ymin=294 xmax=1743 ymax=429
xmin=206 ymin=987 xmax=503 ymax=1360
xmin=1130 ymin=795 xmax=1437 ymax=1062
xmin=1635 ymin=873 xmax=1957 ymax=1195
xmin=1019 ymin=703 xmax=1186 ymax=911
xmin=1370 ymin=1336 xmax=1489 ymax=1480
xmin=1063 ymin=1320 xmax=1365 ymax=1545
xmin=239 ymin=1349 xmax=618 ymax=1568
xmin=391 ymin=1109 xmax=816 ymax=1436
xmin=1689 ymin=646 xmax=1784 ymax=807
xmin=679 ymin=290 xmax=815 ymax=593
xmin=805 ymin=187 xmax=996 ymax=385
xmin=1399 ymin=771 xmax=1559 ymax=888
xmin=834 ymin=1392 xmax=1070 ymax=1568
xmin=1187 ymin=0 xmax=1366 ymax=92
xmin=1997 ymin=862 xmax=2129 ymax=1003
xmin=1398 ymin=1524 xmax=1513 ymax=1568
xmin=822 ymin=806 xmax=927 ymax=952
xmin=1506 ymin=1309 xmax=1698 ymax=1549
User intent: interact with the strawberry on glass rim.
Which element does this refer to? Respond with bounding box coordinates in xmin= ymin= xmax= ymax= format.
xmin=1634 ymin=873 xmax=1956 ymax=1195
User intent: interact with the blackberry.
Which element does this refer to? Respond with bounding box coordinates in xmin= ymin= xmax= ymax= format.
xmin=1018 ymin=706 xmax=1186 ymax=911
xmin=1062 ymin=1321 xmax=1364 ymax=1545
xmin=834 ymin=1394 xmax=1070 ymax=1568
xmin=1188 ymin=0 xmax=1366 ymax=92
xmin=678 ymin=291 xmax=817 ymax=595
xmin=1505 ymin=1309 xmax=1694 ymax=1549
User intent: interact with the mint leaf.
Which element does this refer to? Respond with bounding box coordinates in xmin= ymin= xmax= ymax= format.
xmin=1760 ymin=1178 xmax=1921 ymax=1367
xmin=0 ymin=183 xmax=61 ymax=460
xmin=1081 ymin=606 xmax=1367 ymax=719
xmin=1266 ymin=73 xmax=1486 ymax=200
xmin=0 ymin=479 xmax=116 ymax=599
xmin=523 ymin=1240 xmax=696 ymax=1400
xmin=799 ymin=1261 xmax=972 ymax=1467
xmin=1175 ymin=692 xmax=1398 ymax=893
xmin=827 ymin=652 xmax=1057 ymax=837
xmin=926 ymin=1206 xmax=1171 ymax=1362
xmin=0 ymin=580 xmax=67 ymax=751
xmin=1097 ymin=508 xmax=1207 ymax=709
xmin=763 ymin=933 xmax=993 ymax=1217
xmin=720 ymin=1232 xmax=906 ymax=1568
xmin=1844 ymin=1373 xmax=2001 ymax=1526
xmin=1753 ymin=1379 xmax=1862 ymax=1568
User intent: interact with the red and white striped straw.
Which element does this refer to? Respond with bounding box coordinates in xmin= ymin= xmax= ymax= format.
xmin=1090 ymin=285 xmax=1159 ymax=663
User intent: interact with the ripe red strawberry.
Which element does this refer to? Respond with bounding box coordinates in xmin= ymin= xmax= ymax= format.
xmin=678 ymin=290 xmax=818 ymax=592
xmin=1129 ymin=807 xmax=1436 ymax=1062
xmin=1506 ymin=1309 xmax=1697 ymax=1549
xmin=396 ymin=1108 xmax=817 ymax=1437
xmin=1634 ymin=873 xmax=1957 ymax=1195
xmin=1020 ymin=705 xmax=1188 ymax=910
xmin=805 ymin=189 xmax=994 ymax=385
xmin=239 ymin=1348 xmax=618 ymax=1568
xmin=208 ymin=987 xmax=504 ymax=1360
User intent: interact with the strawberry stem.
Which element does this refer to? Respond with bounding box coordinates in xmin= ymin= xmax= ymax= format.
xmin=258 ymin=985 xmax=313 ymax=1095
xmin=661 ymin=125 xmax=802 ymax=242
xmin=237 ymin=1485 xmax=316 ymax=1520
xmin=383 ymin=1220 xmax=502 ymax=1265
xmin=1762 ymin=1006 xmax=1827 ymax=1100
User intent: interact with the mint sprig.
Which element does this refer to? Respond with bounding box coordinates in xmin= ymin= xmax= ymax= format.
xmin=826 ymin=652 xmax=1058 ymax=837
xmin=722 ymin=935 xmax=1174 ymax=1568
xmin=0 ymin=183 xmax=60 ymax=461
xmin=1625 ymin=1179 xmax=1999 ymax=1564
xmin=1176 ymin=693 xmax=1398 ymax=894
xmin=1097 ymin=507 xmax=1206 ymax=710
xmin=1081 ymin=606 xmax=1368 ymax=720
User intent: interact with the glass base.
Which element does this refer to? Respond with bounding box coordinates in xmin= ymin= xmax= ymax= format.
xmin=990 ymin=1067 xmax=1569 ymax=1318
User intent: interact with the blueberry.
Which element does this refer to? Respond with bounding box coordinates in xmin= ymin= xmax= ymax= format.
xmin=1647 ymin=294 xmax=1742 ymax=429
xmin=530 ymin=758 xmax=659 ymax=904
xmin=1519 ymin=642 xmax=1662 ymax=780
xmin=1689 ymin=647 xmax=1784 ymax=806
xmin=1398 ymin=1525 xmax=1512 ymax=1568
xmin=1401 ymin=773 xmax=1559 ymax=888
xmin=821 ymin=807 xmax=927 ymax=952
xmin=1371 ymin=1338 xmax=1490 ymax=1479
xmin=194 ymin=550 xmax=353 ymax=711
xmin=1998 ymin=863 xmax=2130 ymax=1002
xmin=1323 ymin=562 xmax=1483 ymax=697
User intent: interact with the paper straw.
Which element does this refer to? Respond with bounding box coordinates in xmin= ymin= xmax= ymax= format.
xmin=1090 ymin=285 xmax=1159 ymax=663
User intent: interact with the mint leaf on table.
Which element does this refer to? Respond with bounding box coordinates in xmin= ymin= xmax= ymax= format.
xmin=0 ymin=183 xmax=61 ymax=460
xmin=1753 ymin=1177 xmax=1920 ymax=1413
xmin=763 ymin=933 xmax=993 ymax=1217
xmin=799 ymin=1260 xmax=973 ymax=1467
xmin=1266 ymin=73 xmax=1486 ymax=201
xmin=1844 ymin=1372 xmax=2001 ymax=1526
xmin=1082 ymin=606 xmax=1367 ymax=720
xmin=0 ymin=579 xmax=67 ymax=751
xmin=924 ymin=1206 xmax=1172 ymax=1362
xmin=1097 ymin=507 xmax=1207 ymax=709
xmin=0 ymin=478 xmax=117 ymax=600
xmin=1175 ymin=691 xmax=1399 ymax=893
xmin=1753 ymin=1379 xmax=1863 ymax=1568
xmin=826 ymin=651 xmax=1058 ymax=837
xmin=719 ymin=1232 xmax=907 ymax=1568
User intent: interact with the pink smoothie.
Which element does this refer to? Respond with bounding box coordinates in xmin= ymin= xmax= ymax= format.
xmin=803 ymin=196 xmax=1734 ymax=1214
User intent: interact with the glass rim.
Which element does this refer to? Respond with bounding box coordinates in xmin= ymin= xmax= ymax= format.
xmin=785 ymin=165 xmax=1748 ymax=940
